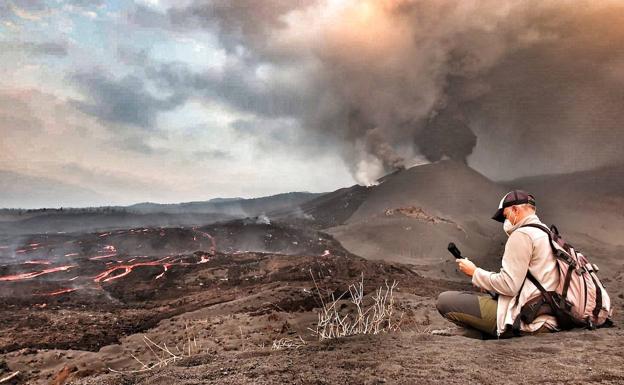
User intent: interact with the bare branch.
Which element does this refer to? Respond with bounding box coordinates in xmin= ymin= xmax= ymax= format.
xmin=309 ymin=273 xmax=402 ymax=340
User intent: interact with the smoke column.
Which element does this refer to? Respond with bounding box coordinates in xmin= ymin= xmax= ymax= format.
xmin=169 ymin=0 xmax=624 ymax=182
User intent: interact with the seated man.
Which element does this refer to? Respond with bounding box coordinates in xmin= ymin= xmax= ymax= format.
xmin=436 ymin=190 xmax=559 ymax=338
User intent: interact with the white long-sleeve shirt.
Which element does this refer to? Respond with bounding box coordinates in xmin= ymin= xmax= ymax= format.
xmin=472 ymin=214 xmax=559 ymax=335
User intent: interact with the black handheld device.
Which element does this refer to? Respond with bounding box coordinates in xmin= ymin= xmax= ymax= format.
xmin=447 ymin=242 xmax=464 ymax=259
xmin=448 ymin=243 xmax=498 ymax=299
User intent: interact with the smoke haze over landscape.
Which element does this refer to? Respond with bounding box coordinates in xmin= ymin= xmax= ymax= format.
xmin=3 ymin=5 xmax=624 ymax=383
xmin=2 ymin=0 xmax=624 ymax=207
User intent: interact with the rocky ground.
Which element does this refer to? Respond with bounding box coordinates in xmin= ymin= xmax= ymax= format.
xmin=2 ymin=159 xmax=624 ymax=385
xmin=0 ymin=219 xmax=621 ymax=385
xmin=0 ymin=222 xmax=462 ymax=384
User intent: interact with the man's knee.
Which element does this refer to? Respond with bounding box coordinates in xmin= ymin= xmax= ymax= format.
xmin=436 ymin=291 xmax=483 ymax=319
xmin=436 ymin=290 xmax=461 ymax=317
xmin=436 ymin=291 xmax=498 ymax=337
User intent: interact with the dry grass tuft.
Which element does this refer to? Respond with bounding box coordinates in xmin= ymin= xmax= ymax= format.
xmin=109 ymin=321 xmax=202 ymax=374
xmin=309 ymin=270 xmax=403 ymax=340
xmin=271 ymin=336 xmax=307 ymax=350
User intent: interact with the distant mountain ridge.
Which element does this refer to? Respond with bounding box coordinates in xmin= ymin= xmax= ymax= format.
xmin=0 ymin=191 xmax=323 ymax=235
xmin=126 ymin=192 xmax=322 ymax=215
xmin=3 ymin=161 xmax=621 ymax=270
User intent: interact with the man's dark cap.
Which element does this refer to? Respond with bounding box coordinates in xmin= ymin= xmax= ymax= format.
xmin=492 ymin=190 xmax=536 ymax=222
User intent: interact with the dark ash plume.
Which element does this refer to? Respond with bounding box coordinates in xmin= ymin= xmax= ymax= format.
xmin=146 ymin=0 xmax=624 ymax=182
xmin=417 ymin=108 xmax=477 ymax=164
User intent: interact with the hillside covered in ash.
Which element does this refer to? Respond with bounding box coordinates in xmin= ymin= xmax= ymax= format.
xmin=1 ymin=160 xmax=623 ymax=384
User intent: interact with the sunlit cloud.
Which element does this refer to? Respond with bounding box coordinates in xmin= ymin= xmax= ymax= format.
xmin=2 ymin=0 xmax=624 ymax=208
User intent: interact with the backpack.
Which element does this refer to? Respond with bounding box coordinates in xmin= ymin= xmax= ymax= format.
xmin=513 ymin=224 xmax=613 ymax=333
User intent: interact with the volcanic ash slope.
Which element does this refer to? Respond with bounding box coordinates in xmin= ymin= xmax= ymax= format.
xmin=325 ymin=160 xmax=509 ymax=279
xmin=507 ymin=164 xmax=624 ymax=247
xmin=506 ymin=164 xmax=624 ymax=280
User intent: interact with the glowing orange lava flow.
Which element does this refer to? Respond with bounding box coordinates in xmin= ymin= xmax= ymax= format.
xmin=155 ymin=263 xmax=172 ymax=279
xmin=36 ymin=288 xmax=77 ymax=296
xmin=88 ymin=253 xmax=118 ymax=261
xmin=16 ymin=245 xmax=43 ymax=253
xmin=93 ymin=258 xmax=171 ymax=283
xmin=0 ymin=265 xmax=77 ymax=281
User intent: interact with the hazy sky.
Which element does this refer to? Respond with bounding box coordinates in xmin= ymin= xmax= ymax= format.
xmin=0 ymin=0 xmax=356 ymax=208
xmin=2 ymin=0 xmax=624 ymax=208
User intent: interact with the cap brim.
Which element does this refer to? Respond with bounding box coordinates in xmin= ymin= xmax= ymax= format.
xmin=492 ymin=208 xmax=506 ymax=223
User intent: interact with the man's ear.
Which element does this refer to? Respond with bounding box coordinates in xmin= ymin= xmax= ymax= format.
xmin=510 ymin=205 xmax=519 ymax=222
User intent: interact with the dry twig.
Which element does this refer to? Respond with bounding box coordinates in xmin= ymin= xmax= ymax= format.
xmin=0 ymin=372 xmax=19 ymax=384
xmin=271 ymin=336 xmax=307 ymax=350
xmin=108 ymin=321 xmax=203 ymax=374
xmin=308 ymin=272 xmax=402 ymax=340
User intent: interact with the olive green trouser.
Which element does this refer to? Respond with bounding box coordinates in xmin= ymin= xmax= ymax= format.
xmin=436 ymin=291 xmax=498 ymax=337
xmin=436 ymin=291 xmax=552 ymax=338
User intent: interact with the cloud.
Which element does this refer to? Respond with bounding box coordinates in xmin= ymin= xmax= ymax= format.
xmin=143 ymin=0 xmax=624 ymax=183
xmin=228 ymin=116 xmax=317 ymax=160
xmin=59 ymin=162 xmax=166 ymax=194
xmin=126 ymin=4 xmax=171 ymax=29
xmin=6 ymin=0 xmax=624 ymax=206
xmin=0 ymin=89 xmax=178 ymax=206
xmin=0 ymin=90 xmax=45 ymax=133
xmin=68 ymin=71 xmax=187 ymax=129
xmin=0 ymin=87 xmax=353 ymax=208
xmin=114 ymin=134 xmax=163 ymax=154
xmin=0 ymin=40 xmax=68 ymax=57
xmin=0 ymin=3 xmax=13 ymax=21
xmin=1 ymin=0 xmax=49 ymax=21
xmin=192 ymin=149 xmax=233 ymax=160
xmin=11 ymin=0 xmax=47 ymax=11
xmin=67 ymin=0 xmax=105 ymax=7
xmin=116 ymin=45 xmax=150 ymax=66
xmin=0 ymin=169 xmax=110 ymax=209
xmin=167 ymin=0 xmax=318 ymax=52
xmin=146 ymin=59 xmax=312 ymax=120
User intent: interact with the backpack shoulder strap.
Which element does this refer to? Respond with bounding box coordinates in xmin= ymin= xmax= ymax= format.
xmin=513 ymin=224 xmax=555 ymax=307
xmin=520 ymin=224 xmax=575 ymax=298
xmin=519 ymin=223 xmax=558 ymax=255
xmin=526 ymin=271 xmax=548 ymax=295
xmin=513 ymin=223 xmax=563 ymax=308
xmin=520 ymin=223 xmax=551 ymax=233
xmin=511 ymin=271 xmax=551 ymax=336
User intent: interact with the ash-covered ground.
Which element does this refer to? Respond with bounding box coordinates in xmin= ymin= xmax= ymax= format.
xmin=1 ymin=161 xmax=623 ymax=385
xmin=0 ymin=221 xmax=469 ymax=384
